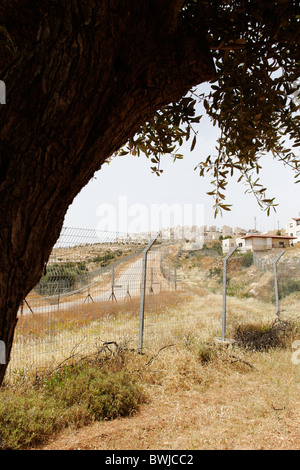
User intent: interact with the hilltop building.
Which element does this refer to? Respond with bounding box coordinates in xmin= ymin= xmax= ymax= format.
xmin=285 ymin=217 xmax=300 ymax=244
xmin=223 ymin=234 xmax=296 ymax=254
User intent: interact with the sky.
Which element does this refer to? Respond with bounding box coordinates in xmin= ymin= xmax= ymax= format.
xmin=2 ymin=79 xmax=298 ymax=235
xmin=64 ymin=83 xmax=299 ymax=235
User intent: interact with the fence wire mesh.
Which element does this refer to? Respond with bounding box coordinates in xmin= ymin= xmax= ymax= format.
xmin=219 ymin=249 xmax=300 ymax=339
xmin=7 ymin=229 xmax=300 ymax=378
xmin=8 ymin=228 xmax=177 ymax=378
xmin=253 ymin=250 xmax=300 ymax=318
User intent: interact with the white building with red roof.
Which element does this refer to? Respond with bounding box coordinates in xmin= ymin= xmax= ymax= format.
xmin=285 ymin=217 xmax=300 ymax=244
xmin=223 ymin=233 xmax=296 ymax=253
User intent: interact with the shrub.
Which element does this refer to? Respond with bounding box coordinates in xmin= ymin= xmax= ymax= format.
xmin=35 ymin=262 xmax=88 ymax=295
xmin=194 ymin=342 xmax=214 ymax=364
xmin=233 ymin=320 xmax=300 ymax=352
xmin=212 ymin=243 xmax=223 ymax=255
xmin=92 ymin=250 xmax=120 ymax=267
xmin=184 ymin=335 xmax=214 ymax=364
xmin=0 ymin=363 xmax=145 ymax=450
xmin=278 ymin=279 xmax=300 ymax=300
xmin=209 ymin=267 xmax=221 ymax=277
xmin=242 ymin=251 xmax=253 ymax=267
xmin=44 ymin=364 xmax=143 ymax=420
xmin=227 ymin=280 xmax=251 ymax=298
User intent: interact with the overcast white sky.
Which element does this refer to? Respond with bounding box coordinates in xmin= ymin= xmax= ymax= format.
xmin=3 ymin=78 xmax=297 ymax=235
xmin=63 ymin=83 xmax=299 ymax=235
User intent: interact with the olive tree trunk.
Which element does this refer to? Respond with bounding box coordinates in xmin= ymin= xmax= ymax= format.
xmin=0 ymin=0 xmax=214 ymax=384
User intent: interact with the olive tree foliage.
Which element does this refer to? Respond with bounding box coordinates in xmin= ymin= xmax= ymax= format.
xmin=116 ymin=0 xmax=300 ymax=216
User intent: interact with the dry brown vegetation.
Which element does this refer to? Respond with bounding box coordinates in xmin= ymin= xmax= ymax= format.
xmin=38 ymin=309 xmax=300 ymax=450
xmin=5 ymin=245 xmax=300 ymax=450
xmin=29 ymin=286 xmax=299 ymax=450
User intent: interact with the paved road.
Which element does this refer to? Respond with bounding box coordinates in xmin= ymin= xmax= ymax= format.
xmin=19 ymin=252 xmax=162 ymax=315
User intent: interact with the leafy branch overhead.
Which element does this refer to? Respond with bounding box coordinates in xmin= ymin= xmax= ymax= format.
xmin=117 ymin=96 xmax=201 ymax=175
xmin=116 ymin=0 xmax=300 ymax=215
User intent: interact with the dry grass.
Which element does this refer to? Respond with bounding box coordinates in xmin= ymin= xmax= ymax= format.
xmin=9 ymin=290 xmax=192 ymax=376
xmin=38 ymin=317 xmax=300 ymax=450
xmin=5 ymin=247 xmax=300 ymax=450
xmin=16 ymin=290 xmax=190 ymax=338
xmin=233 ymin=320 xmax=300 ymax=351
xmin=10 ymin=287 xmax=298 ymax=451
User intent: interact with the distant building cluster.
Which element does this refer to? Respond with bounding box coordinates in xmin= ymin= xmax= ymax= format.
xmin=285 ymin=217 xmax=300 ymax=243
xmin=115 ymin=214 xmax=300 ymax=254
xmin=115 ymin=224 xmax=247 ymax=247
xmin=222 ymin=216 xmax=300 ymax=254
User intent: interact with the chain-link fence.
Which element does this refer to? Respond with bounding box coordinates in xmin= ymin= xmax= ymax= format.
xmin=8 ymin=228 xmax=177 ymax=378
xmin=253 ymin=250 xmax=300 ymax=318
xmin=7 ymin=231 xmax=300 ymax=378
xmin=215 ymin=248 xmax=300 ymax=340
xmin=168 ymin=244 xmax=299 ymax=342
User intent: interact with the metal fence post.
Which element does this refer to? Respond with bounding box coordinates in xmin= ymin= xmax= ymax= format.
xmin=138 ymin=233 xmax=159 ymax=352
xmin=149 ymin=268 xmax=154 ymax=294
xmin=109 ymin=267 xmax=117 ymax=301
xmin=274 ymin=250 xmax=285 ymax=319
xmin=222 ymin=245 xmax=238 ymax=341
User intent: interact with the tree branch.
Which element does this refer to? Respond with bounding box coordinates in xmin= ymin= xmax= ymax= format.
xmin=153 ymin=0 xmax=185 ymax=32
xmin=0 ymin=0 xmax=42 ymax=72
